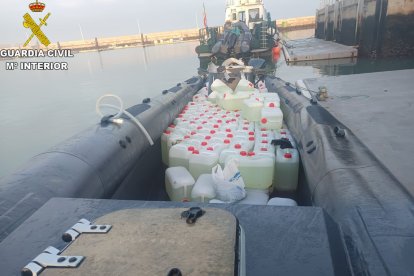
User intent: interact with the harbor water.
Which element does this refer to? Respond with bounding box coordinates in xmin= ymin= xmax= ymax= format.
xmin=0 ymin=42 xmax=198 ymax=178
xmin=1 ymin=29 xmax=414 ymax=178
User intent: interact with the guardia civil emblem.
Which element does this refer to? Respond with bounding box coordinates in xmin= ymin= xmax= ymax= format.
xmin=23 ymin=0 xmax=51 ymax=47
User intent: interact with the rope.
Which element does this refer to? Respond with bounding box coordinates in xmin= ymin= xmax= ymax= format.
xmin=96 ymin=94 xmax=154 ymax=146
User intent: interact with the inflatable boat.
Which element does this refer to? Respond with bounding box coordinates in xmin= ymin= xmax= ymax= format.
xmin=1 ymin=62 xmax=413 ymax=275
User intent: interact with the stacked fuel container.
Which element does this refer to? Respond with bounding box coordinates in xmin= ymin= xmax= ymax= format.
xmin=164 ymin=77 xmax=299 ymax=206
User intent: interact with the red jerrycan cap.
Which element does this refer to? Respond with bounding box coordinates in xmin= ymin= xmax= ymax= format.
xmin=187 ymin=146 xmax=195 ymax=152
xmin=284 ymin=153 xmax=292 ymax=159
xmin=240 ymin=151 xmax=247 ymax=156
xmin=261 ymin=118 xmax=268 ymax=124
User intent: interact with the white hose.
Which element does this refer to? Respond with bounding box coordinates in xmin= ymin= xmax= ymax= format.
xmin=96 ymin=94 xmax=154 ymax=146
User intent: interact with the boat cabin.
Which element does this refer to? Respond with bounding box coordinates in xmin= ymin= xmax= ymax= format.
xmin=225 ymin=0 xmax=267 ymax=29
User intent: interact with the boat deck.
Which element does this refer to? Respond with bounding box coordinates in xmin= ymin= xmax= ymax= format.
xmin=302 ymin=69 xmax=414 ymax=196
xmin=282 ymin=37 xmax=358 ymax=63
xmin=0 ymin=198 xmax=345 ymax=275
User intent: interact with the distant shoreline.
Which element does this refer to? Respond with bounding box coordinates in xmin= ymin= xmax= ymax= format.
xmin=0 ymin=39 xmax=200 ymax=60
xmin=1 ymin=16 xmax=316 ymax=53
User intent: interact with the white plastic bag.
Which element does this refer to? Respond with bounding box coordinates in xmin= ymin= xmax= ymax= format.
xmin=211 ymin=159 xmax=246 ymax=203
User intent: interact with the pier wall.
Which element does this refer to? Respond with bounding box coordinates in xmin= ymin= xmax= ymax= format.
xmin=315 ymin=0 xmax=414 ymax=57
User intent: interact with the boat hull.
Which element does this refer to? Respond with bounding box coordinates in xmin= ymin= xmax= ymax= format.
xmin=0 ymin=76 xmax=205 ymax=242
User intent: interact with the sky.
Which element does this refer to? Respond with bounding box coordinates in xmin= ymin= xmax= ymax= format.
xmin=1 ymin=0 xmax=319 ymax=45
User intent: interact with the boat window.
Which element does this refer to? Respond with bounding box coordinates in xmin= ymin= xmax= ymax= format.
xmin=249 ymin=8 xmax=261 ymax=22
xmin=238 ymin=11 xmax=246 ymax=22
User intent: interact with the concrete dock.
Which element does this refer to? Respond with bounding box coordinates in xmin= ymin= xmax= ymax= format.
xmin=272 ymin=68 xmax=414 ymax=276
xmin=299 ymin=69 xmax=414 ymax=196
xmin=282 ymin=37 xmax=358 ymax=63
